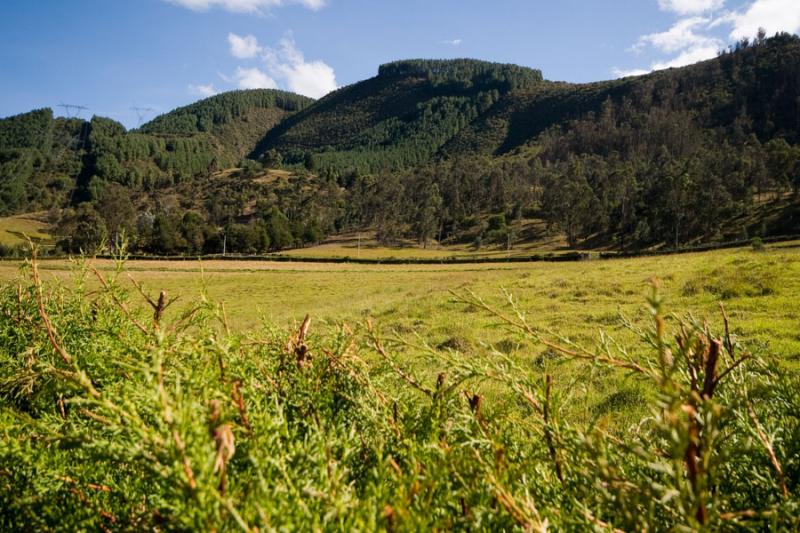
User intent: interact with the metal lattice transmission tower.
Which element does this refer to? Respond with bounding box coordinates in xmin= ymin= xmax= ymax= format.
xmin=57 ymin=103 xmax=90 ymax=119
xmin=131 ymin=106 xmax=155 ymax=128
xmin=53 ymin=103 xmax=90 ymax=222
xmin=55 ymin=103 xmax=91 ymax=152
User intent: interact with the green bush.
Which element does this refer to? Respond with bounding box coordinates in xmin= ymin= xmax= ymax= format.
xmin=0 ymin=257 xmax=798 ymax=530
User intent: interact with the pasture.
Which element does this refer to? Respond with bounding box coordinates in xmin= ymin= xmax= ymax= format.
xmin=6 ymin=242 xmax=797 ymax=358
xmin=1 ymin=242 xmax=799 ymax=530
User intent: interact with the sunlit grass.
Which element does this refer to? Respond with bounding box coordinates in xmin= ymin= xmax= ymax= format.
xmin=4 ymin=243 xmax=798 ymax=376
xmin=0 ymin=212 xmax=52 ymax=246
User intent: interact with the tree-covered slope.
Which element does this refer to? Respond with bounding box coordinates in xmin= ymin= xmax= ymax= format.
xmin=0 ymin=89 xmax=314 ymax=214
xmin=0 ymin=109 xmax=87 ymax=215
xmin=253 ymin=59 xmax=544 ymax=172
xmin=140 ymin=89 xmax=314 ymax=159
xmin=252 ymin=34 xmax=799 ymax=172
xmin=1 ymin=35 xmax=800 ymax=254
xmin=445 ymin=32 xmax=800 ymax=157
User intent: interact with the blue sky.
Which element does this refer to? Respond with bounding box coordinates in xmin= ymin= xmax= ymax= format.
xmin=1 ymin=0 xmax=799 ymax=128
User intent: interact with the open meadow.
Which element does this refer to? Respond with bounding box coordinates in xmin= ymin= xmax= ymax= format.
xmin=6 ymin=242 xmax=798 ymax=354
xmin=4 ymin=3 xmax=800 ymax=528
xmin=2 ymin=242 xmax=799 ymax=530
xmin=3 ymin=242 xmax=799 ymax=423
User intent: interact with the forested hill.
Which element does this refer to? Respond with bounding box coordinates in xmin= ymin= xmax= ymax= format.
xmin=445 ymin=32 xmax=800 ymax=157
xmin=1 ymin=33 xmax=800 ymax=255
xmin=255 ymin=34 xmax=800 ymax=172
xmin=139 ymin=89 xmax=313 ymax=159
xmin=0 ymin=89 xmax=312 ymax=215
xmin=252 ymin=59 xmax=544 ymax=171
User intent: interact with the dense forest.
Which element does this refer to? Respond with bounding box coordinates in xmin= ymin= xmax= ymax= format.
xmin=1 ymin=33 xmax=799 ymax=255
xmin=253 ymin=59 xmax=544 ymax=172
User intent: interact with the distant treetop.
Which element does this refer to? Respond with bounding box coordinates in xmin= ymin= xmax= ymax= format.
xmin=139 ymin=89 xmax=315 ymax=136
xmin=378 ymin=59 xmax=543 ymax=91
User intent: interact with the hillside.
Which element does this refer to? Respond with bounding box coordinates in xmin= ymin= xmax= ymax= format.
xmin=140 ymin=89 xmax=314 ymax=159
xmin=446 ymin=32 xmax=800 ymax=157
xmin=0 ymin=34 xmax=799 ymax=256
xmin=0 ymin=90 xmax=313 ymax=215
xmin=256 ymin=34 xmax=800 ymax=169
xmin=252 ymin=59 xmax=544 ymax=171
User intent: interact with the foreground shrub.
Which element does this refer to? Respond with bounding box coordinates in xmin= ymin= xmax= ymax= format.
xmin=0 ymin=254 xmax=798 ymax=531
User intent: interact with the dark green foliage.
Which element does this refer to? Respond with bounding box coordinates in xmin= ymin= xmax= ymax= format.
xmin=254 ymin=59 xmax=543 ymax=173
xmin=264 ymin=206 xmax=294 ymax=250
xmin=224 ymin=221 xmax=270 ymax=254
xmin=94 ymin=182 xmax=136 ymax=239
xmin=0 ymin=90 xmax=315 ymax=219
xmin=55 ymin=203 xmax=108 ymax=253
xmin=140 ymin=89 xmax=313 ymax=137
xmin=377 ymin=58 xmax=542 ymax=90
xmin=0 ymin=108 xmax=54 ymax=152
xmin=448 ymin=33 xmax=800 ymax=157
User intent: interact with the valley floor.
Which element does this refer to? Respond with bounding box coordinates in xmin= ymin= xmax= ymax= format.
xmin=5 ymin=243 xmax=798 ymax=394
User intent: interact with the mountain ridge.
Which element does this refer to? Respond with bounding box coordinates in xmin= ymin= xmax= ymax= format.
xmin=0 ymin=33 xmax=799 ymax=255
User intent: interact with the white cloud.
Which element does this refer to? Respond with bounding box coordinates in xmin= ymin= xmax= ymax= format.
xmin=612 ymin=67 xmax=650 ymax=78
xmin=165 ymin=0 xmax=325 ymax=14
xmin=228 ymin=33 xmax=262 ymax=59
xmin=234 ymin=67 xmax=278 ymax=89
xmin=634 ymin=16 xmax=720 ymax=53
xmin=658 ymin=0 xmax=724 ymax=15
xmin=651 ymin=43 xmax=720 ymax=69
xmin=220 ymin=34 xmax=337 ymax=98
xmin=725 ymin=0 xmax=800 ymax=40
xmin=617 ymin=6 xmax=727 ymax=78
xmin=263 ymin=35 xmax=337 ymax=98
xmin=189 ymin=83 xmax=218 ymax=97
xmin=442 ymin=38 xmax=463 ymax=47
xmin=618 ymin=0 xmax=800 ymax=79
xmin=613 ymin=41 xmax=720 ymax=77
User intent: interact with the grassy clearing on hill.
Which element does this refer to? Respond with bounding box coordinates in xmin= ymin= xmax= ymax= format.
xmin=279 ymin=225 xmax=571 ymax=260
xmin=0 ymin=212 xmax=52 ymax=246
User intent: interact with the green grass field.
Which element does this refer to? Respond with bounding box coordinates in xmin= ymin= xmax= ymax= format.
xmin=2 ymin=242 xmax=799 ymax=529
xmin=7 ymin=243 xmax=798 ymax=352
xmin=0 ymin=212 xmax=52 ymax=246
xmin=5 ymin=242 xmax=798 ymax=419
xmin=278 ymin=226 xmax=572 ymax=260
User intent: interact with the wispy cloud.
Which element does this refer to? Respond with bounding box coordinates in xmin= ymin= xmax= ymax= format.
xmin=220 ymin=33 xmax=337 ymax=98
xmin=650 ymin=43 xmax=720 ymax=69
xmin=442 ymin=38 xmax=463 ymax=47
xmin=228 ymin=33 xmax=262 ymax=59
xmin=164 ymin=0 xmax=326 ymax=15
xmin=657 ymin=0 xmax=724 ymax=15
xmin=188 ymin=83 xmax=218 ymax=97
xmin=722 ymin=0 xmax=800 ymax=40
xmin=631 ymin=16 xmax=719 ymax=54
xmin=613 ymin=0 xmax=800 ymax=79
